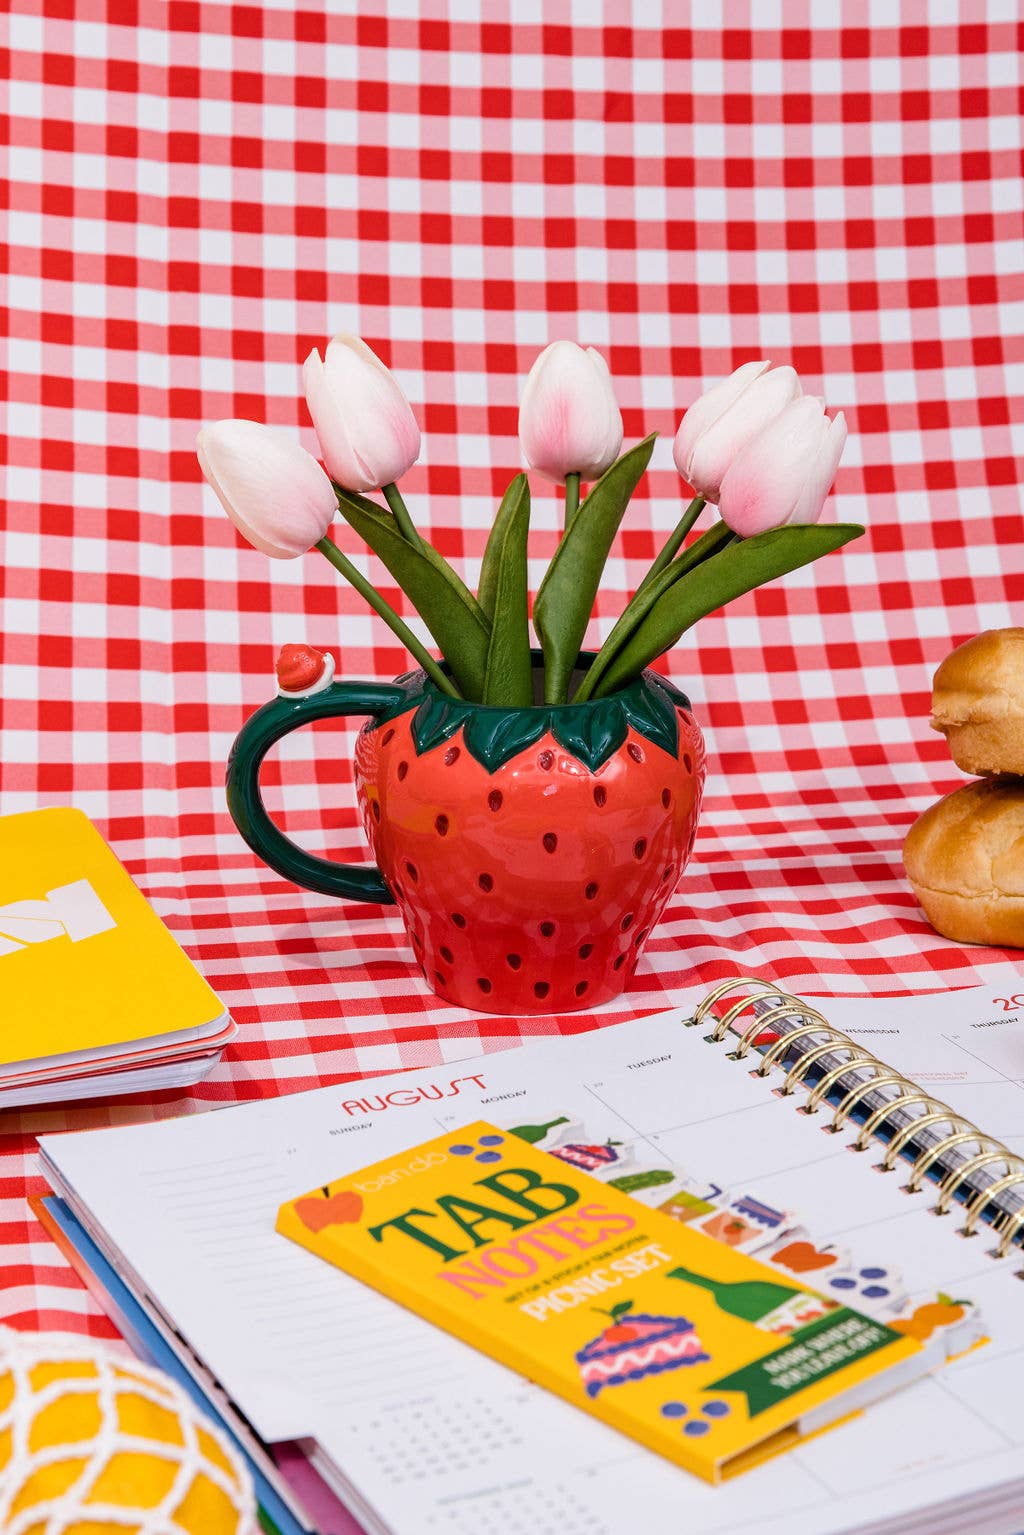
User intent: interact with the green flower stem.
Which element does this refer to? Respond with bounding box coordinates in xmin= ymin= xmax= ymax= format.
xmin=572 ymin=521 xmax=733 ymax=704
xmin=381 ymin=481 xmax=425 ymax=551
xmin=564 ymin=472 xmax=580 ymax=530
xmin=314 ymin=535 xmax=460 ymax=698
xmin=635 ymin=495 xmax=705 ymax=596
xmin=577 ymin=518 xmax=736 ymax=703
xmin=589 ymin=523 xmax=859 ymax=700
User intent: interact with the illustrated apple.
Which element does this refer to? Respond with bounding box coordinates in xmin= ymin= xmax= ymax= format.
xmin=294 ymin=1188 xmax=364 ymax=1233
xmin=772 ymin=1241 xmax=837 ymax=1273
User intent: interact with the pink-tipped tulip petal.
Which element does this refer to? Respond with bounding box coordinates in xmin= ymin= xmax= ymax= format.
xmin=790 ymin=410 xmax=847 ymax=525
xmin=519 ymin=340 xmax=624 ymax=484
xmin=304 ymin=335 xmax=420 ymax=492
xmin=718 ymin=396 xmax=846 ymax=537
xmin=717 ymin=398 xmax=827 ymax=537
xmin=197 ymin=420 xmax=337 ymax=559
xmin=672 ymin=360 xmax=770 ymax=488
xmin=683 ymin=364 xmax=801 ymax=502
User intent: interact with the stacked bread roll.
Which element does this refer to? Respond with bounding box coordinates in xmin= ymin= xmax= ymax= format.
xmin=904 ymin=629 xmax=1024 ymax=948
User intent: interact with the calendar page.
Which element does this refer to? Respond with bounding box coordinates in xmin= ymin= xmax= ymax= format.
xmin=41 ymin=982 xmax=1024 ymax=1535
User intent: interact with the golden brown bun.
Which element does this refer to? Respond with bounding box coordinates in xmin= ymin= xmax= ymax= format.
xmin=904 ymin=778 xmax=1024 ymax=947
xmin=931 ymin=628 xmax=1024 ymax=775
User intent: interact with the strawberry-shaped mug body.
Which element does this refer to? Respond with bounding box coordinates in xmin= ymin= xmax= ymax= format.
xmin=227 ymin=651 xmax=705 ymax=1014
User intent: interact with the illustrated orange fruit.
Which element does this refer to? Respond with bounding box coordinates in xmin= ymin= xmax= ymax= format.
xmin=0 ymin=1328 xmax=256 ymax=1534
xmin=917 ymin=1300 xmax=965 ymax=1327
xmin=890 ymin=1318 xmax=929 ymax=1339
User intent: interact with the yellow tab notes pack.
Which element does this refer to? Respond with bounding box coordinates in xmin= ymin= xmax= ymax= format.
xmin=278 ymin=1119 xmax=928 ymax=1482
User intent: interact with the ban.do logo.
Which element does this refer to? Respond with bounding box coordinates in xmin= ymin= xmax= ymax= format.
xmin=0 ymin=879 xmax=117 ymax=958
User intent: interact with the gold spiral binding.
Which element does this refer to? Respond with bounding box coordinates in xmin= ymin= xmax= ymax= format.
xmin=854 ymin=1091 xmax=942 ymax=1154
xmin=692 ymin=977 xmax=784 ymax=1029
xmin=905 ymin=1129 xmax=981 ymax=1192
xmin=756 ymin=1021 xmax=834 ymax=1077
xmin=781 ymin=1038 xmax=848 ymax=1097
xmin=732 ymin=1000 xmax=823 ymax=1060
xmin=962 ymin=1171 xmax=1024 ymax=1239
xmin=697 ymin=977 xmax=1024 ymax=1258
xmin=996 ymin=1204 xmax=1024 ymax=1258
xmin=803 ymin=1046 xmax=880 ymax=1114
xmin=935 ymin=1149 xmax=1012 ymax=1216
xmin=831 ymin=1071 xmax=921 ymax=1134
xmin=878 ymin=1108 xmax=958 ymax=1169
xmin=709 ymin=989 xmax=794 ymax=1045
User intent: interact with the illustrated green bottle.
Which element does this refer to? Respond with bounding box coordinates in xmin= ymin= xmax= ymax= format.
xmin=509 ymin=1116 xmax=569 ymax=1145
xmin=668 ymin=1266 xmax=799 ymax=1323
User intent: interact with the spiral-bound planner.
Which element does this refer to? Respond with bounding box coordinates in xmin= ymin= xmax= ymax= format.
xmin=39 ymin=973 xmax=1024 ymax=1535
xmin=693 ymin=976 xmax=1024 ymax=1260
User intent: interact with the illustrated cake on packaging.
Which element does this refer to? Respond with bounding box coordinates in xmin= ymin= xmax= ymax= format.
xmin=549 ymin=1139 xmax=630 ymax=1174
xmin=575 ymin=1303 xmax=709 ymax=1398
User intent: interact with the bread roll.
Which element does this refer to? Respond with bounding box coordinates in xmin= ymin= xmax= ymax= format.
xmin=931 ymin=628 xmax=1024 ymax=776
xmin=904 ymin=778 xmax=1024 ymax=948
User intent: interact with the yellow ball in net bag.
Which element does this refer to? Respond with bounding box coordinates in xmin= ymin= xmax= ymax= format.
xmin=0 ymin=1327 xmax=258 ymax=1534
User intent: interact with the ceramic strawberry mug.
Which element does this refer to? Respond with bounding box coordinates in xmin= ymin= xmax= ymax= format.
xmin=206 ymin=338 xmax=858 ymax=1015
xmin=226 ymin=646 xmax=705 ymax=1015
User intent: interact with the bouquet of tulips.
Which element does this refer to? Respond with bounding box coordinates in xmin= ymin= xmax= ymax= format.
xmin=198 ymin=339 xmax=860 ymax=707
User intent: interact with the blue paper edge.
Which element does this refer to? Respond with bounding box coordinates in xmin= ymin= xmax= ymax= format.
xmin=39 ymin=1193 xmax=313 ymax=1535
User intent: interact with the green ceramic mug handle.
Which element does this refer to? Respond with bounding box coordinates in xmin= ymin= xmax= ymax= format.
xmin=226 ymin=681 xmax=406 ymax=903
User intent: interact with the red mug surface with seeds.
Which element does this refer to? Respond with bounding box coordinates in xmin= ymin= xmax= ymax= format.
xmin=227 ymin=651 xmax=704 ymax=1013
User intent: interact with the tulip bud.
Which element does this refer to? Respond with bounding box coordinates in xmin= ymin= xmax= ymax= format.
xmin=673 ymin=361 xmax=801 ymax=503
xmin=303 ymin=334 xmax=420 ymax=493
xmin=717 ymin=397 xmax=848 ymax=538
xmin=518 ymin=341 xmax=624 ymax=484
xmin=197 ymin=420 xmax=337 ymax=559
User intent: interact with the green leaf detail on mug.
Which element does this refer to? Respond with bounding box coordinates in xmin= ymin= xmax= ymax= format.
xmin=620 ymin=681 xmax=681 ymax=759
xmin=550 ymin=702 xmax=628 ymax=774
xmin=410 ymin=693 xmax=472 ymax=756
xmin=463 ymin=708 xmax=549 ymax=770
xmin=370 ymin=660 xmax=692 ymax=775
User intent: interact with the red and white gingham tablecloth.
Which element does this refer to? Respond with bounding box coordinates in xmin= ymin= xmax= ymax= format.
xmin=2 ymin=2 xmax=1023 ymax=1333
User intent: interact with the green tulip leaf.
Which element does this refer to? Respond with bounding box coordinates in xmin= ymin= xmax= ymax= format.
xmin=479 ymin=473 xmax=525 ymax=621
xmin=574 ymin=520 xmax=735 ymax=702
xmin=592 ymin=523 xmax=864 ymax=697
xmin=533 ymin=435 xmax=657 ymax=705
xmin=481 ymin=474 xmax=533 ymax=707
xmin=334 ymin=486 xmax=491 ymax=699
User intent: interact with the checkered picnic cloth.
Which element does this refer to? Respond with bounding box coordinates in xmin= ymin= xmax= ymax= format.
xmin=2 ymin=2 xmax=1023 ymax=1333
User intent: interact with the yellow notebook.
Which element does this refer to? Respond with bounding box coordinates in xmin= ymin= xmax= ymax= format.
xmin=0 ymin=807 xmax=227 ymax=1068
xmin=278 ymin=1118 xmax=927 ymax=1483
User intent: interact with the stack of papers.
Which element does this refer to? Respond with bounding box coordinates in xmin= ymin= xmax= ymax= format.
xmin=0 ymin=807 xmax=233 ymax=1107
